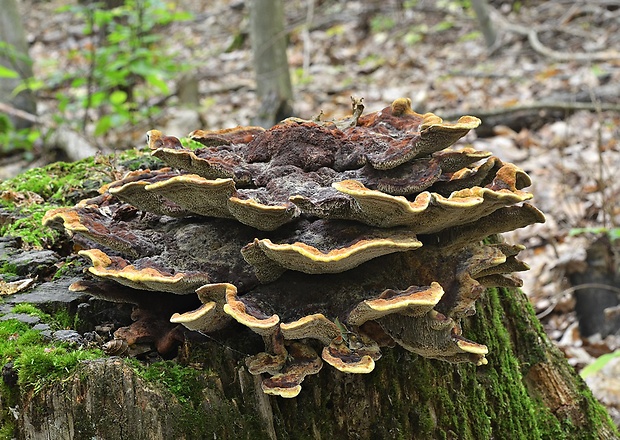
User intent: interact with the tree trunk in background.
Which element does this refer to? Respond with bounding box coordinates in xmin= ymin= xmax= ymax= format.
xmin=249 ymin=0 xmax=294 ymax=128
xmin=15 ymin=284 xmax=618 ymax=439
xmin=471 ymin=0 xmax=497 ymax=50
xmin=0 ymin=0 xmax=36 ymax=129
xmin=569 ymin=235 xmax=620 ymax=338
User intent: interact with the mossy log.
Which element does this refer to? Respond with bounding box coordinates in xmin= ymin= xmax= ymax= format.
xmin=14 ymin=284 xmax=617 ymax=440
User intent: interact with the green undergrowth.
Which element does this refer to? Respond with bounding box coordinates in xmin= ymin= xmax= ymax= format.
xmin=0 ymin=148 xmax=154 ymax=248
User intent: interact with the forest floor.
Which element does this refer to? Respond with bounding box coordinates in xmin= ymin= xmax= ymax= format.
xmin=4 ymin=0 xmax=620 ymax=425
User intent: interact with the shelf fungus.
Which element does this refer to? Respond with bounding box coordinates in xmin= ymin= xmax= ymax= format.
xmin=43 ymin=97 xmax=545 ymax=398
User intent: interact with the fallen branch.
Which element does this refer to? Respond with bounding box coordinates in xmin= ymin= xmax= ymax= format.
xmin=0 ymin=101 xmax=101 ymax=161
xmin=0 ymin=101 xmax=39 ymax=124
xmin=442 ymin=101 xmax=620 ymax=122
xmin=445 ymin=101 xmax=620 ymax=119
xmin=526 ymin=28 xmax=620 ymax=62
xmin=439 ymin=95 xmax=620 ymax=137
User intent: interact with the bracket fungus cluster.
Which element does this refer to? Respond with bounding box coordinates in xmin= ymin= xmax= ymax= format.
xmin=43 ymin=98 xmax=544 ymax=398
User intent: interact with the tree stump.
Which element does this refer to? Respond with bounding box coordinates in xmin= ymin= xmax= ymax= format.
xmin=14 ymin=285 xmax=617 ymax=440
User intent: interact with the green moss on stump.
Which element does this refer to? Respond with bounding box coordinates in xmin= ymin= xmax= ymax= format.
xmin=128 ymin=359 xmax=265 ymax=439
xmin=0 ymin=307 xmax=103 ymax=394
xmin=0 ymin=312 xmax=103 ymax=438
xmin=0 ymin=148 xmax=155 ymax=248
xmin=263 ymin=287 xmax=618 ymax=439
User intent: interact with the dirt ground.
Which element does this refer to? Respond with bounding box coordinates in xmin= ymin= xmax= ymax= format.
xmin=6 ymin=0 xmax=620 ymax=424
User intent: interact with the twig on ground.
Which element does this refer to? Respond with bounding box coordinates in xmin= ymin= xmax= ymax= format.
xmin=0 ymin=101 xmax=39 ymax=124
xmin=0 ymin=102 xmax=102 ymax=161
xmin=490 ymin=6 xmax=620 ymax=62
xmin=537 ymin=283 xmax=620 ymax=319
xmin=526 ymin=28 xmax=620 ymax=62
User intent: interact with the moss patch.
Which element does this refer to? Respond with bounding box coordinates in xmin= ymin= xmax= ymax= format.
xmin=128 ymin=359 xmax=204 ymax=405
xmin=8 ymin=303 xmax=74 ymax=331
xmin=0 ymin=148 xmax=153 ymax=248
xmin=14 ymin=345 xmax=103 ymax=393
xmin=475 ymin=287 xmax=619 ymax=439
xmin=10 ymin=303 xmax=51 ymax=321
xmin=0 ymin=306 xmax=102 ymax=391
xmin=51 ymin=257 xmax=84 ymax=281
xmin=126 ymin=358 xmax=265 ymax=439
xmin=180 ymin=137 xmax=209 ymax=150
xmin=0 ymin=262 xmax=17 ymax=277
xmin=468 ymin=288 xmax=551 ymax=439
xmin=0 ymin=306 xmax=103 ymax=437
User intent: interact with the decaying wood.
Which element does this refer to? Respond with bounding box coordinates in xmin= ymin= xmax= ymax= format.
xmin=14 ymin=284 xmax=618 ymax=439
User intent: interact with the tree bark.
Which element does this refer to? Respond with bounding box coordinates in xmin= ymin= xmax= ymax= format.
xmin=569 ymin=236 xmax=620 ymax=338
xmin=14 ymin=284 xmax=618 ymax=439
xmin=0 ymin=0 xmax=36 ymax=129
xmin=471 ymin=0 xmax=497 ymax=49
xmin=249 ymin=0 xmax=294 ymax=128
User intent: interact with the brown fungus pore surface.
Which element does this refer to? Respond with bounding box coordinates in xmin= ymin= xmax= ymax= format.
xmin=43 ymin=98 xmax=545 ymax=398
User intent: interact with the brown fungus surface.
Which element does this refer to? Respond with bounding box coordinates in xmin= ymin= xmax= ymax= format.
xmin=44 ymin=98 xmax=545 ymax=398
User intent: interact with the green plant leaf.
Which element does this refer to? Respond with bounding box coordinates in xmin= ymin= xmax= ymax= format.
xmin=0 ymin=65 xmax=19 ymax=78
xmin=71 ymin=77 xmax=87 ymax=88
xmin=174 ymin=11 xmax=193 ymax=21
xmin=26 ymin=130 xmax=41 ymax=143
xmin=404 ymin=32 xmax=423 ymax=45
xmin=94 ymin=115 xmax=113 ymax=136
xmin=109 ymin=90 xmax=128 ymax=106
xmin=580 ymin=350 xmax=620 ymax=379
xmin=568 ymin=227 xmax=608 ymax=237
xmin=88 ymin=90 xmax=107 ymax=108
xmin=609 ymin=228 xmax=620 ymax=241
xmin=12 ymin=78 xmax=45 ymax=96
xmin=145 ymin=74 xmax=169 ymax=93
xmin=370 ymin=15 xmax=396 ymax=33
xmin=459 ymin=30 xmax=481 ymax=42
xmin=0 ymin=114 xmax=13 ymax=134
xmin=434 ymin=20 xmax=454 ymax=32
